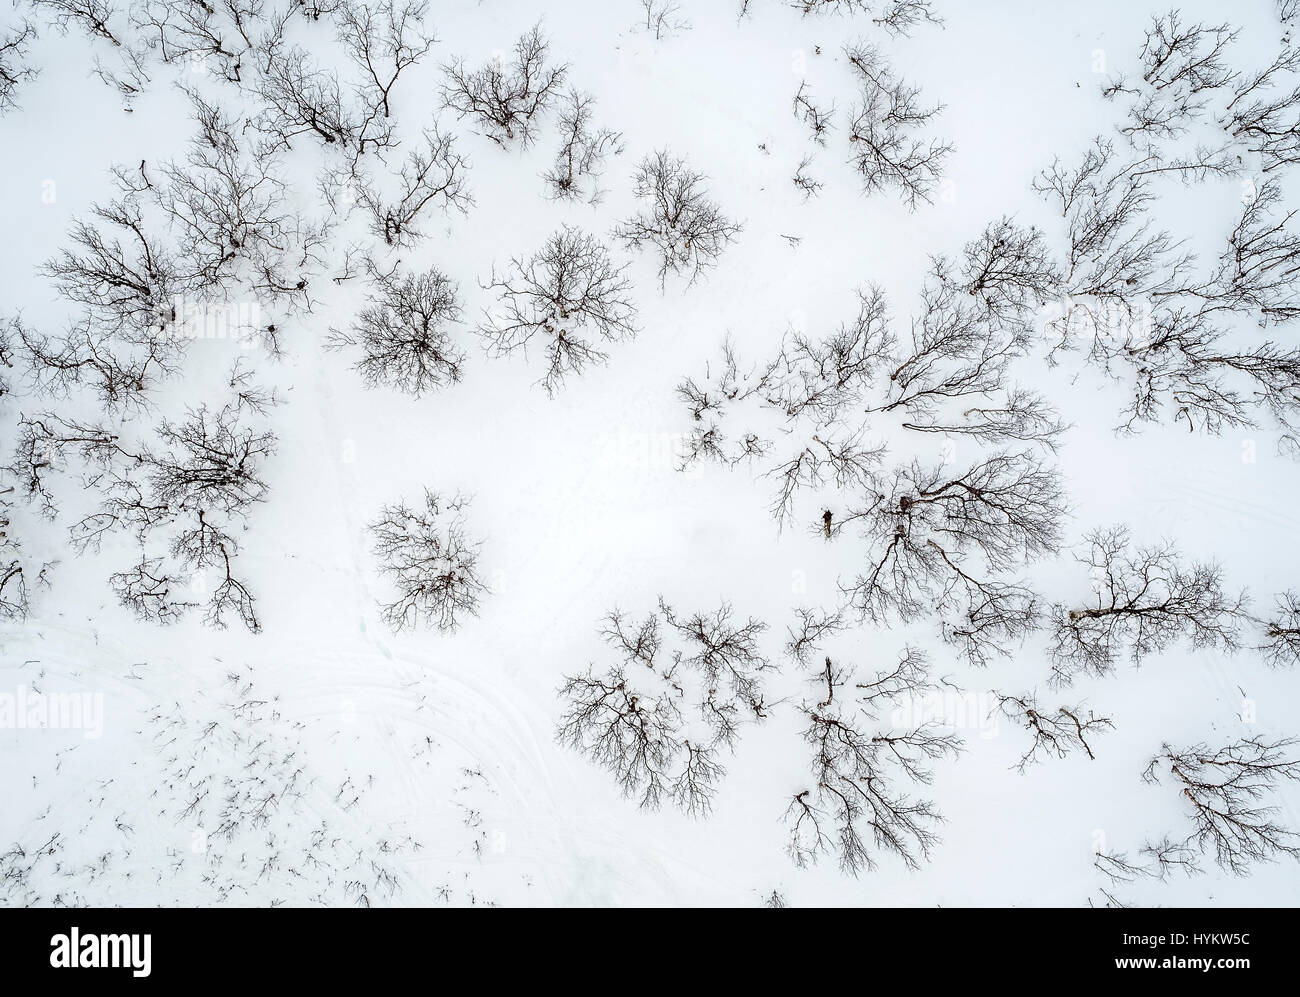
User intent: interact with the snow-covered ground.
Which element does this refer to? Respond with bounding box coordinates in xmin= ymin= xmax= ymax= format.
xmin=2 ymin=0 xmax=1299 ymax=906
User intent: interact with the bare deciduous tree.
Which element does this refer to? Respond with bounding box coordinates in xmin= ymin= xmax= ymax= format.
xmin=1255 ymin=590 xmax=1300 ymax=667
xmin=440 ymin=23 xmax=568 ymax=147
xmin=792 ymin=154 xmax=823 ymax=200
xmin=370 ymin=489 xmax=486 ymax=632
xmin=541 ymin=88 xmax=622 ymax=203
xmin=1033 ymin=138 xmax=1200 ymax=319
xmin=866 ymin=280 xmax=1031 ymax=422
xmin=128 ymin=0 xmax=289 ymax=85
xmin=0 ymin=18 xmax=38 ymax=114
xmin=477 ymin=225 xmax=638 ymax=395
xmin=328 ymin=263 xmax=464 ymax=396
xmin=870 ymin=0 xmax=942 ymax=36
xmin=30 ymin=0 xmax=120 ymax=46
xmin=838 ymin=451 xmax=1063 ymax=629
xmin=784 ymin=606 xmax=846 ymax=665
xmin=254 ymin=42 xmax=359 ymax=150
xmin=993 ymin=692 xmax=1113 ymax=771
xmin=0 ymin=426 xmax=52 ymax=621
xmin=8 ymin=375 xmax=275 ymax=632
xmin=614 ymin=149 xmax=743 ymax=286
xmin=945 ymin=216 xmax=1063 ymax=332
xmin=793 ymin=80 xmax=833 ymax=146
xmin=844 ymin=42 xmax=952 ymax=208
xmin=789 ymin=0 xmax=941 ymax=36
xmin=785 ymin=645 xmax=960 ymax=874
xmin=354 ymin=126 xmax=471 ymax=247
xmin=557 ymin=599 xmax=770 ymax=817
xmin=1101 ymin=11 xmax=1239 ymax=145
xmin=1222 ymin=47 xmax=1300 ymax=173
xmin=337 ymin=0 xmax=435 ymax=127
xmin=1143 ymin=736 xmax=1300 ymax=875
xmin=40 ymin=193 xmax=183 ymax=325
xmin=639 ymin=0 xmax=689 ymax=40
xmin=1048 ymin=526 xmax=1245 ymax=685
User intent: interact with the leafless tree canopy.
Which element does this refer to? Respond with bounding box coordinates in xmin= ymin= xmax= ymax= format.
xmin=7 ymin=370 xmax=276 ymax=632
xmin=30 ymin=0 xmax=121 ymax=46
xmin=1100 ymin=10 xmax=1300 ymax=175
xmin=370 ymin=489 xmax=487 ymax=633
xmin=789 ymin=0 xmax=941 ymax=37
xmin=844 ymin=42 xmax=952 ymax=208
xmin=1143 ymin=736 xmax=1300 ymax=875
xmin=1034 ymin=14 xmax=1300 ymax=453
xmin=542 ymin=88 xmax=623 ymax=203
xmin=1048 ymin=525 xmax=1245 ymax=685
xmin=477 ymin=225 xmax=639 ymax=395
xmin=614 ymin=149 xmax=743 ymax=287
xmin=839 ymin=452 xmax=1061 ymax=659
xmin=353 ymin=125 xmax=471 ymax=247
xmin=557 ymin=599 xmax=770 ymax=817
xmin=785 ymin=645 xmax=961 ymax=874
xmin=337 ymin=0 xmax=435 ymax=121
xmin=639 ymin=0 xmax=690 ymax=40
xmin=0 ymin=422 xmax=52 ymax=621
xmin=1256 ymin=590 xmax=1300 ymax=668
xmin=0 ymin=18 xmax=38 ymax=115
xmin=440 ymin=23 xmax=568 ymax=147
xmin=327 ymin=263 xmax=465 ymax=397
xmin=993 ymin=692 xmax=1113 ymax=772
xmin=793 ymin=80 xmax=834 ymax=146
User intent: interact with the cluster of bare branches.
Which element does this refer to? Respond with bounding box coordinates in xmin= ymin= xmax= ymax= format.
xmin=838 ymin=451 xmax=1062 ymax=669
xmin=1101 ymin=11 xmax=1239 ymax=146
xmin=785 ymin=643 xmax=961 ymax=874
xmin=676 ymin=253 xmax=1067 ymax=664
xmin=557 ymin=599 xmax=771 ymax=817
xmin=6 ymin=368 xmax=277 ymax=631
xmin=676 ymin=285 xmax=893 ymax=490
xmin=614 ymin=149 xmax=743 ymax=286
xmin=370 ymin=489 xmax=486 ymax=633
xmin=1 ymin=671 xmax=418 ymax=905
xmin=1034 ymin=133 xmax=1300 ymax=450
xmin=1048 ymin=526 xmax=1246 ymax=685
xmin=1143 ymin=736 xmax=1300 ymax=875
xmin=789 ymin=0 xmax=942 ymax=37
xmin=1256 ymin=590 xmax=1300 ymax=667
xmin=440 ymin=23 xmax=568 ymax=147
xmin=327 ymin=261 xmax=465 ymax=397
xmin=541 ymin=88 xmax=623 ymax=203
xmin=126 ymin=0 xmax=279 ymax=86
xmin=477 ymin=226 xmax=638 ymax=395
xmin=247 ymin=1 xmax=432 ymax=159
xmin=792 ymin=80 xmax=834 ymax=147
xmin=0 ymin=478 xmax=51 ymax=622
xmin=0 ymin=17 xmax=38 ymax=115
xmin=993 ymin=692 xmax=1113 ymax=772
xmin=1101 ymin=9 xmax=1300 ymax=174
xmin=638 ymin=0 xmax=689 ymax=40
xmin=843 ymin=42 xmax=952 ymax=208
xmin=1093 ymin=837 xmax=1203 ymax=886
xmin=352 ymin=125 xmax=471 ymax=247
xmin=29 ymin=0 xmax=122 ymax=47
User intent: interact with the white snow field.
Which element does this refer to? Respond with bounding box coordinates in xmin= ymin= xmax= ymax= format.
xmin=2 ymin=0 xmax=1300 ymax=907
